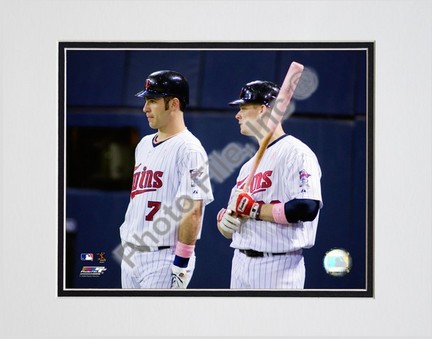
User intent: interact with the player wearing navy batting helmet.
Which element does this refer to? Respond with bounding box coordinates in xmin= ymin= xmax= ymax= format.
xmin=120 ymin=70 xmax=214 ymax=289
xmin=217 ymin=80 xmax=323 ymax=289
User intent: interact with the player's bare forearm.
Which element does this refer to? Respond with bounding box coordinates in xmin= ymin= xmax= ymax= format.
xmin=258 ymin=204 xmax=277 ymax=223
xmin=178 ymin=200 xmax=203 ymax=245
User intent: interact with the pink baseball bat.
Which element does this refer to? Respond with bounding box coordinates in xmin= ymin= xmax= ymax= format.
xmin=243 ymin=61 xmax=304 ymax=192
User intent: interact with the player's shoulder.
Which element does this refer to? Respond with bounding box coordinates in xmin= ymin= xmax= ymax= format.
xmin=177 ymin=128 xmax=201 ymax=143
xmin=176 ymin=129 xmax=206 ymax=153
xmin=284 ymin=135 xmax=310 ymax=149
xmin=282 ymin=135 xmax=318 ymax=158
xmin=283 ymin=134 xmax=303 ymax=145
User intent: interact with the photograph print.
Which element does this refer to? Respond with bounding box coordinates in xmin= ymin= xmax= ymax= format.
xmin=58 ymin=42 xmax=374 ymax=297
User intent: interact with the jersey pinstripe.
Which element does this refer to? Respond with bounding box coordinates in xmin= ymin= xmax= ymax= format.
xmin=121 ymin=247 xmax=196 ymax=288
xmin=230 ymin=249 xmax=305 ymax=288
xmin=120 ymin=128 xmax=214 ymax=247
xmin=229 ymin=134 xmax=323 ymax=253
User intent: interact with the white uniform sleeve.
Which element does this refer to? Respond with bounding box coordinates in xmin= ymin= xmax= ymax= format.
xmin=176 ymin=149 xmax=214 ymax=206
xmin=287 ymin=153 xmax=322 ymax=206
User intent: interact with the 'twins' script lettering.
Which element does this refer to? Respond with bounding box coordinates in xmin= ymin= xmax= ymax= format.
xmin=131 ymin=164 xmax=164 ymax=199
xmin=237 ymin=170 xmax=273 ymax=194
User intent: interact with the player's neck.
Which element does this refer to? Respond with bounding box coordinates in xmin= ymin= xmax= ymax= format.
xmin=256 ymin=126 xmax=285 ymax=146
xmin=270 ymin=128 xmax=285 ymax=142
xmin=157 ymin=121 xmax=186 ymax=142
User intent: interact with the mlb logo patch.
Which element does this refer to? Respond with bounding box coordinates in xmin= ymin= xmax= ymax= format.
xmin=80 ymin=253 xmax=94 ymax=261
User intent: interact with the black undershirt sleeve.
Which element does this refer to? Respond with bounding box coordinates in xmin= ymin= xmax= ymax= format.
xmin=284 ymin=199 xmax=320 ymax=223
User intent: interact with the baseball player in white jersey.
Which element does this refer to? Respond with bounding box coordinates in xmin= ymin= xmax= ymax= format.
xmin=217 ymin=80 xmax=323 ymax=289
xmin=120 ymin=70 xmax=214 ymax=289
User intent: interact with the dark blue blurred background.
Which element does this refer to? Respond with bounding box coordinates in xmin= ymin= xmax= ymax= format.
xmin=64 ymin=47 xmax=368 ymax=290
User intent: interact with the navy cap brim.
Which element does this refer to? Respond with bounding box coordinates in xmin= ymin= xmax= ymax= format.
xmin=228 ymin=99 xmax=247 ymax=106
xmin=135 ymin=89 xmax=166 ymax=98
xmin=228 ymin=99 xmax=266 ymax=106
xmin=135 ymin=90 xmax=146 ymax=98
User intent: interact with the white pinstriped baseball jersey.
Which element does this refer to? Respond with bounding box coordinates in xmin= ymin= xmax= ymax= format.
xmin=230 ymin=248 xmax=305 ymax=288
xmin=229 ymin=134 xmax=323 ymax=253
xmin=120 ymin=128 xmax=214 ymax=247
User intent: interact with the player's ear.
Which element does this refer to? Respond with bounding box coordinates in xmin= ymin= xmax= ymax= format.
xmin=171 ymin=97 xmax=181 ymax=110
xmin=258 ymin=104 xmax=267 ymax=116
xmin=258 ymin=105 xmax=272 ymax=125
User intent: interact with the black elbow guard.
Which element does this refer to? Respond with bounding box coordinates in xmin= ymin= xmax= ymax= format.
xmin=284 ymin=199 xmax=320 ymax=223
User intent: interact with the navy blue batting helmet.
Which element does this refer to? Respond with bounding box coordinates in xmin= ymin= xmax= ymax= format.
xmin=229 ymin=80 xmax=279 ymax=107
xmin=135 ymin=70 xmax=189 ymax=106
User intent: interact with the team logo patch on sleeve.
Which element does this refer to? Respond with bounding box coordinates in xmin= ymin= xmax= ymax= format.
xmin=189 ymin=169 xmax=203 ymax=188
xmin=299 ymin=169 xmax=311 ymax=193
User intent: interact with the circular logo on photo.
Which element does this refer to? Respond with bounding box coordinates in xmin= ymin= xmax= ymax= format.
xmin=323 ymin=248 xmax=352 ymax=277
xmin=293 ymin=67 xmax=319 ymax=100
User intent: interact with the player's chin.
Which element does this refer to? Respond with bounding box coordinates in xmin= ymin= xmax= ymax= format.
xmin=148 ymin=121 xmax=158 ymax=129
xmin=239 ymin=126 xmax=253 ymax=136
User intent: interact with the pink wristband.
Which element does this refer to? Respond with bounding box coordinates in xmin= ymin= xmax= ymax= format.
xmin=175 ymin=241 xmax=195 ymax=258
xmin=272 ymin=203 xmax=289 ymax=224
